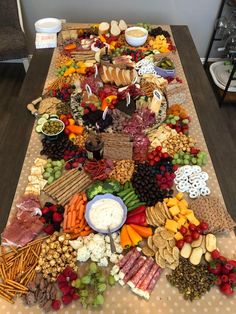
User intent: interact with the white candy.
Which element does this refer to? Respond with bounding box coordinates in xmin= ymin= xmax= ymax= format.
xmin=174 ymin=165 xmax=210 ymax=198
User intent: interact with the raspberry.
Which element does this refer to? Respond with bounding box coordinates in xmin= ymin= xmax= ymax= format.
xmin=43 ymin=224 xmax=54 ymax=235
xmin=62 ymin=294 xmax=73 ymax=305
xmin=60 ymin=285 xmax=71 ymax=296
xmin=52 ymin=299 xmax=61 ymax=311
xmin=57 ymin=273 xmax=66 ymax=283
xmin=53 ymin=212 xmax=63 ymax=223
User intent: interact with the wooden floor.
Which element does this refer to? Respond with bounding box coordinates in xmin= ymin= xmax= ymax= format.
xmin=0 ymin=39 xmax=235 ymax=233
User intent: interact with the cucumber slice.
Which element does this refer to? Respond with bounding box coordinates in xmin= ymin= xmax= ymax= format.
xmin=50 ymin=114 xmax=59 ymax=119
xmin=41 ymin=113 xmax=49 ymax=120
xmin=35 ymin=125 xmax=43 ymax=133
xmin=37 ymin=117 xmax=47 ymax=125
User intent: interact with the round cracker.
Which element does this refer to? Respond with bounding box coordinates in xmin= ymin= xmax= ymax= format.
xmin=168 ymin=238 xmax=176 ymax=247
xmin=160 ymin=229 xmax=175 ymax=241
xmin=153 ymin=234 xmax=166 ymax=248
xmin=155 ymin=252 xmax=166 ymax=268
xmin=164 ymin=250 xmax=175 ymax=264
xmin=163 ymin=202 xmax=172 ymax=219
xmin=147 ymin=236 xmax=154 ymax=249
xmin=172 ymin=246 xmax=180 ymax=261
xmin=142 ymin=246 xmax=155 ymax=257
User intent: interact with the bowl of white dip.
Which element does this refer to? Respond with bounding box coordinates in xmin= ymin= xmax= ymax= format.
xmin=85 ymin=194 xmax=127 ymax=233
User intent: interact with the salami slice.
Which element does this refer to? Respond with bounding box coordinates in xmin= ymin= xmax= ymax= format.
xmin=128 ymin=258 xmax=154 ymax=288
xmin=120 ymin=248 xmax=141 ymax=275
xmin=147 ymin=267 xmax=163 ymax=293
xmin=118 ymin=247 xmax=137 ymax=268
xmin=123 ymin=256 xmax=146 ymax=283
xmin=137 ymin=263 xmax=159 ymax=291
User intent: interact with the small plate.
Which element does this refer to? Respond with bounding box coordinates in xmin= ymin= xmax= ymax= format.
xmin=35 ymin=18 xmax=62 ymax=33
xmin=85 ymin=194 xmax=127 ymax=234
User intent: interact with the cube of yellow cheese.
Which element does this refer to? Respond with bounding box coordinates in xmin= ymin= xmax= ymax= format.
xmin=186 ymin=213 xmax=200 ymax=226
xmin=165 ymin=219 xmax=179 ymax=233
xmin=169 ymin=205 xmax=180 ymax=217
xmin=175 ymin=192 xmax=183 ymax=201
xmin=178 ymin=202 xmax=188 ymax=212
xmin=167 ymin=198 xmax=178 ymax=207
xmin=180 ymin=209 xmax=193 ymax=215
xmin=174 ymin=232 xmax=183 ymax=241
xmin=163 ymin=198 xmax=169 ymax=203
xmin=177 ymin=217 xmax=187 ymax=228
xmin=179 ymin=199 xmax=188 ymax=208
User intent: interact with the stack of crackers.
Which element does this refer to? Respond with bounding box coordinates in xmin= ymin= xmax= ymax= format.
xmin=142 ymin=228 xmax=180 ymax=270
xmin=146 ymin=202 xmax=172 ymax=227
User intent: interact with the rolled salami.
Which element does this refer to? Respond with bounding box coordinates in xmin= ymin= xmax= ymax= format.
xmin=123 ymin=256 xmax=146 ymax=283
xmin=119 ymin=248 xmax=142 ymax=278
xmin=137 ymin=263 xmax=159 ymax=291
xmin=128 ymin=258 xmax=154 ymax=288
xmin=147 ymin=267 xmax=163 ymax=293
xmin=118 ymin=247 xmax=136 ymax=268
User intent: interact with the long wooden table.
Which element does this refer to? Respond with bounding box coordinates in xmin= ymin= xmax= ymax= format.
xmin=1 ymin=25 xmax=235 ymax=233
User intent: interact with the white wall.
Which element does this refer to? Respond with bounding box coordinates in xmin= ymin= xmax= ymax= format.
xmin=21 ymin=0 xmax=221 ymax=57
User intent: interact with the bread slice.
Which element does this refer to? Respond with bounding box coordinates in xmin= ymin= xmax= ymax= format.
xmin=102 ymin=65 xmax=110 ymax=83
xmin=107 ymin=66 xmax=115 ymax=84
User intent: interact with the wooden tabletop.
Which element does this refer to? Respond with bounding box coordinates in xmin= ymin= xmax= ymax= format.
xmin=0 ymin=25 xmax=235 ymax=233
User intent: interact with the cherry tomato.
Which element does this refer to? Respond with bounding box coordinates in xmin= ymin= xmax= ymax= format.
xmin=176 ymin=239 xmax=185 ymax=249
xmin=188 ymin=223 xmax=197 ymax=232
xmin=184 ymin=235 xmax=193 ymax=243
xmin=191 ymin=231 xmax=200 ymax=240
xmin=179 ymin=226 xmax=188 ymax=235
xmin=196 ymin=226 xmax=203 ymax=234
xmin=199 ymin=221 xmax=209 ymax=231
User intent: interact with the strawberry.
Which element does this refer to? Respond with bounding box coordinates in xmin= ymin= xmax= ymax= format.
xmin=62 ymin=295 xmax=73 ymax=305
xmin=43 ymin=224 xmax=54 ymax=235
xmin=72 ymin=293 xmax=80 ymax=300
xmin=211 ymin=249 xmax=221 ymax=260
xmin=218 ymin=256 xmax=228 ymax=263
xmin=208 ymin=262 xmax=222 ymax=275
xmin=39 ymin=217 xmax=46 ymax=224
xmin=228 ymin=273 xmax=236 ymax=284
xmin=51 ymin=299 xmax=61 ymax=311
xmin=221 ymin=275 xmax=229 ymax=283
xmin=49 ymin=205 xmax=57 ymax=212
xmin=224 ymin=263 xmax=234 ymax=271
xmin=228 ymin=260 xmax=236 ymax=268
xmin=53 ymin=212 xmax=63 ymax=223
xmin=41 ymin=207 xmax=50 ymax=215
xmin=221 ymin=265 xmax=230 ymax=274
xmin=215 ymin=276 xmax=222 ymax=286
xmin=60 ymin=285 xmax=71 ymax=296
xmin=220 ymin=283 xmax=234 ymax=296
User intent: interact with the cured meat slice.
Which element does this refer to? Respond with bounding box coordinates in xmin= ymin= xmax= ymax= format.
xmin=128 ymin=257 xmax=154 ymax=288
xmin=120 ymin=247 xmax=141 ymax=276
xmin=123 ymin=256 xmax=146 ymax=283
xmin=118 ymin=247 xmax=137 ymax=268
xmin=147 ymin=267 xmax=163 ymax=293
xmin=137 ymin=263 xmax=159 ymax=291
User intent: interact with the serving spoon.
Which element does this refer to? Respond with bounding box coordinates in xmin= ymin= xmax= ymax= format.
xmin=107 ymin=227 xmax=116 ymax=253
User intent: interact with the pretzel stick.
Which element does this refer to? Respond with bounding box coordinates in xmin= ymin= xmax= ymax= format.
xmin=0 ymin=291 xmax=14 ymax=303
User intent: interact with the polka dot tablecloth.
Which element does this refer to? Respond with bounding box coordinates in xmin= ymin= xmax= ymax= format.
xmin=1 ymin=25 xmax=236 ymax=313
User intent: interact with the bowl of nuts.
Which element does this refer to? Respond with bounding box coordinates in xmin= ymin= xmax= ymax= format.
xmin=42 ymin=118 xmax=65 ymax=137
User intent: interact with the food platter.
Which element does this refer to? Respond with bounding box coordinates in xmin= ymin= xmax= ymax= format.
xmin=0 ymin=22 xmax=236 ymax=314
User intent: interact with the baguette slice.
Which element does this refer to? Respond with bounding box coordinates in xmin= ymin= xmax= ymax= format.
xmin=107 ymin=66 xmax=115 ymax=84
xmin=99 ymin=22 xmax=110 ymax=35
xmin=119 ymin=19 xmax=127 ymax=31
xmin=111 ymin=20 xmax=121 ymax=36
xmin=102 ymin=65 xmax=110 ymax=83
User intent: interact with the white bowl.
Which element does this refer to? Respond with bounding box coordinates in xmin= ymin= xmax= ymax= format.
xmin=35 ymin=18 xmax=62 ymax=33
xmin=42 ymin=118 xmax=65 ymax=137
xmin=125 ymin=26 xmax=148 ymax=47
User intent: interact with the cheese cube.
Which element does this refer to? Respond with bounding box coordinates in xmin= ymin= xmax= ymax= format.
xmin=163 ymin=198 xmax=169 ymax=203
xmin=165 ymin=219 xmax=179 ymax=233
xmin=179 ymin=199 xmax=188 ymax=208
xmin=174 ymin=232 xmax=183 ymax=241
xmin=180 ymin=209 xmax=193 ymax=215
xmin=178 ymin=202 xmax=188 ymax=212
xmin=186 ymin=213 xmax=200 ymax=225
xmin=167 ymin=198 xmax=178 ymax=207
xmin=169 ymin=205 xmax=180 ymax=217
xmin=177 ymin=217 xmax=187 ymax=228
xmin=176 ymin=192 xmax=183 ymax=201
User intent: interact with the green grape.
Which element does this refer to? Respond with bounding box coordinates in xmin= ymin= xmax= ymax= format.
xmin=47 ymin=158 xmax=52 ymax=162
xmin=47 ymin=176 xmax=54 ymax=184
xmin=53 ymin=166 xmax=61 ymax=172
xmin=170 ymin=119 xmax=176 ymax=125
xmin=75 ymin=278 xmax=81 ymax=288
xmin=179 ymin=151 xmax=185 ymax=157
xmin=52 ymin=161 xmax=58 ymax=167
xmin=81 ymin=275 xmax=91 ymax=285
xmin=168 ymin=114 xmax=174 ymax=119
xmin=97 ymin=283 xmax=107 ymax=293
xmin=176 ymin=158 xmax=182 ymax=164
xmin=182 ymin=119 xmax=189 ymax=124
xmin=80 ymin=289 xmax=89 ymax=297
xmin=173 ymin=116 xmax=180 ymax=121
xmin=184 ymin=154 xmax=190 ymax=160
xmin=184 ymin=159 xmax=189 ymax=165
xmin=94 ymin=294 xmax=104 ymax=306
xmin=191 ymin=157 xmax=197 ymax=164
xmin=54 ymin=171 xmax=61 ymax=179
xmin=89 ymin=262 xmax=98 ymax=274
xmin=43 ymin=172 xmax=51 ymax=179
xmin=172 ymin=159 xmax=177 ymax=165
xmin=173 ymin=153 xmax=179 ymax=159
xmin=108 ymin=275 xmax=116 ymax=286
xmin=46 ymin=167 xmax=53 ymax=173
xmin=97 ymin=274 xmax=106 ymax=283
xmin=197 ymin=159 xmax=203 ymax=166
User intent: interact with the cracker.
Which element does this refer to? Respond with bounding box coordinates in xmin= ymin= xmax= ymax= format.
xmin=153 ymin=234 xmax=166 ymax=248
xmin=147 ymin=236 xmax=154 ymax=250
xmin=164 ymin=250 xmax=175 ymax=264
xmin=146 ymin=207 xmax=156 ymax=226
xmin=172 ymin=246 xmax=180 ymax=261
xmin=159 ymin=247 xmax=165 ymax=259
xmin=156 ymin=252 xmax=166 ymax=268
xmin=169 ymin=260 xmax=179 ymax=270
xmin=142 ymin=246 xmax=155 ymax=257
xmin=166 ymin=242 xmax=173 ymax=255
xmin=163 ymin=202 xmax=172 ymax=219
xmin=159 ymin=202 xmax=169 ymax=219
xmin=168 ymin=238 xmax=176 ymax=247
xmin=155 ymin=226 xmax=165 ymax=233
xmin=160 ymin=229 xmax=175 ymax=241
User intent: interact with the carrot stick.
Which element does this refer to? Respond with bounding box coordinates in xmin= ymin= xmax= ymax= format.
xmin=71 ymin=210 xmax=77 ymax=227
xmin=63 ymin=211 xmax=68 ymax=230
xmin=80 ymin=230 xmax=93 ymax=236
xmin=75 ymin=196 xmax=83 ymax=208
xmin=78 ymin=204 xmax=85 ymax=220
xmin=69 ymin=194 xmax=80 ymax=206
xmin=79 ymin=217 xmax=85 ymax=228
xmin=84 ymin=226 xmax=91 ymax=231
xmin=67 ymin=211 xmax=73 ymax=229
xmin=82 ymin=193 xmax=87 ymax=202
